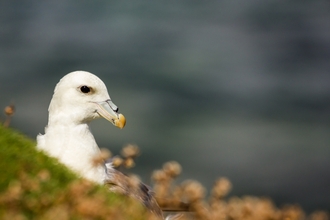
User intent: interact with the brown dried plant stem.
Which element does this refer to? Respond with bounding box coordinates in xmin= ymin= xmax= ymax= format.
xmin=3 ymin=104 xmax=15 ymax=128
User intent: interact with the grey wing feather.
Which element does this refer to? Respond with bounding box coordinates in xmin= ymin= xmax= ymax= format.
xmin=104 ymin=158 xmax=163 ymax=219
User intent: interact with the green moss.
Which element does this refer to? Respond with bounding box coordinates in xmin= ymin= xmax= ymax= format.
xmin=0 ymin=124 xmax=148 ymax=219
xmin=0 ymin=125 xmax=75 ymax=190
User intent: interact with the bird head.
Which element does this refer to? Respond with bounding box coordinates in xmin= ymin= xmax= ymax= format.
xmin=48 ymin=71 xmax=126 ymax=128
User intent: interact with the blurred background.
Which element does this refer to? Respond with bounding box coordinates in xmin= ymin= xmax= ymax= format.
xmin=1 ymin=0 xmax=329 ymax=212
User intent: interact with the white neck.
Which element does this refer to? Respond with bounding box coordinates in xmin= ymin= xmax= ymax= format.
xmin=37 ymin=121 xmax=106 ymax=184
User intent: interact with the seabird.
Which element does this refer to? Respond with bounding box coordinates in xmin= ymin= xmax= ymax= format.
xmin=37 ymin=71 xmax=163 ymax=218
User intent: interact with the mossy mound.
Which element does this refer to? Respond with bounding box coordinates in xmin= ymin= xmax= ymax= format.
xmin=0 ymin=124 xmax=148 ymax=219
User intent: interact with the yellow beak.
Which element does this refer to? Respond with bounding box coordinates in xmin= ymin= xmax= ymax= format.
xmin=95 ymin=100 xmax=126 ymax=129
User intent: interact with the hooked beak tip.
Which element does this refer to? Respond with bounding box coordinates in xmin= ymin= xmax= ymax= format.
xmin=115 ymin=114 xmax=126 ymax=129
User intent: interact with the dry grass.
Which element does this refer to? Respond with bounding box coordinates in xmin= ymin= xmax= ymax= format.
xmin=150 ymin=161 xmax=329 ymax=220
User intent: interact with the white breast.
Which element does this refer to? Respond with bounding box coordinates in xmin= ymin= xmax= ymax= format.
xmin=37 ymin=123 xmax=106 ymax=184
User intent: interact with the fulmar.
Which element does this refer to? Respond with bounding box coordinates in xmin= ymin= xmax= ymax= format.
xmin=37 ymin=71 xmax=163 ymax=218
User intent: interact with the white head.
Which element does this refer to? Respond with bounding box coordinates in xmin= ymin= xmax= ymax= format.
xmin=48 ymin=71 xmax=126 ymax=127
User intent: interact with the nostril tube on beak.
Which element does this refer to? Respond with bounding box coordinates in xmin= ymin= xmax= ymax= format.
xmin=107 ymin=99 xmax=119 ymax=112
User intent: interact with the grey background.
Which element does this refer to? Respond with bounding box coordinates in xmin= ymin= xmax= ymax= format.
xmin=1 ymin=0 xmax=330 ymax=212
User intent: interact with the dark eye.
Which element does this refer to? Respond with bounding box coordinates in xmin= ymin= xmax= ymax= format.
xmin=80 ymin=86 xmax=90 ymax=93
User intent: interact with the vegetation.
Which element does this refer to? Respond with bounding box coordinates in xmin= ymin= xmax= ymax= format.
xmin=0 ymin=105 xmax=329 ymax=220
xmin=151 ymin=161 xmax=329 ymax=220
xmin=0 ymin=124 xmax=148 ymax=220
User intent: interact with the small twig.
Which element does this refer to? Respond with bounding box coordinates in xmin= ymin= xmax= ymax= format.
xmin=3 ymin=116 xmax=11 ymax=128
xmin=3 ymin=104 xmax=15 ymax=128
